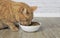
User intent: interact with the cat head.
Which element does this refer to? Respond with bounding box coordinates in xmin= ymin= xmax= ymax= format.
xmin=19 ymin=4 xmax=37 ymax=26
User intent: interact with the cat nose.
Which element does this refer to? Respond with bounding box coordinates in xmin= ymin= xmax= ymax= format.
xmin=23 ymin=19 xmax=28 ymax=21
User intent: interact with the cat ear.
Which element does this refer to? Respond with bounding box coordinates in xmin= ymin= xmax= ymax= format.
xmin=21 ymin=8 xmax=27 ymax=14
xmin=31 ymin=6 xmax=37 ymax=11
xmin=23 ymin=8 xmax=27 ymax=14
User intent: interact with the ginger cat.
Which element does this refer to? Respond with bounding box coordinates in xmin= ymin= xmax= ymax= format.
xmin=0 ymin=0 xmax=37 ymax=31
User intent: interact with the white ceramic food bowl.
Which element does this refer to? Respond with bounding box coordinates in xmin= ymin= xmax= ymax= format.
xmin=19 ymin=23 xmax=41 ymax=32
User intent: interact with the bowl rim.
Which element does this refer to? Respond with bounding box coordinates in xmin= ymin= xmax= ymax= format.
xmin=19 ymin=22 xmax=41 ymax=26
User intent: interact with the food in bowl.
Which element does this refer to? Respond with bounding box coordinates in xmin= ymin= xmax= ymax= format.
xmin=19 ymin=22 xmax=41 ymax=32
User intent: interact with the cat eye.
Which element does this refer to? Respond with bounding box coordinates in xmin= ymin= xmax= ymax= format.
xmin=26 ymin=11 xmax=29 ymax=14
xmin=26 ymin=11 xmax=31 ymax=15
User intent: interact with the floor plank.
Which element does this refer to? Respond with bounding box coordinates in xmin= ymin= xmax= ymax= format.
xmin=0 ymin=17 xmax=60 ymax=38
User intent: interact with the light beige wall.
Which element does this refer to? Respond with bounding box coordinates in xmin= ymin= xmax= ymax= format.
xmin=12 ymin=0 xmax=60 ymax=17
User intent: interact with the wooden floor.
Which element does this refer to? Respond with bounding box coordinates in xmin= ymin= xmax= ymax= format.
xmin=0 ymin=17 xmax=60 ymax=38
